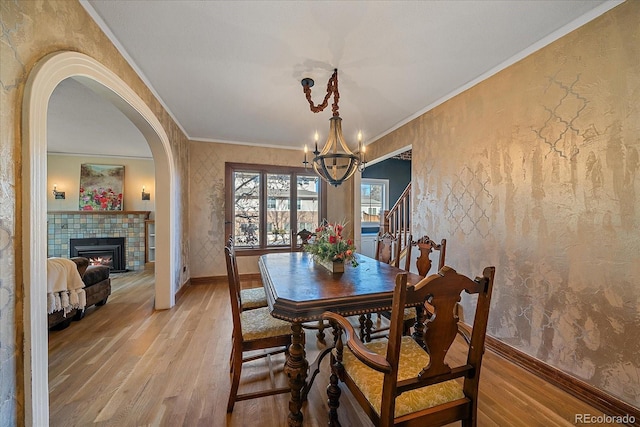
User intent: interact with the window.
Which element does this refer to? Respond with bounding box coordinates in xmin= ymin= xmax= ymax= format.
xmin=361 ymin=178 xmax=389 ymax=228
xmin=226 ymin=163 xmax=326 ymax=254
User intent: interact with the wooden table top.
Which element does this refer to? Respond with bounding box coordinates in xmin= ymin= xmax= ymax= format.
xmin=259 ymin=252 xmax=424 ymax=323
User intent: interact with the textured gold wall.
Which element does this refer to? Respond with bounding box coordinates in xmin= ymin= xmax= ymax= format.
xmin=371 ymin=1 xmax=640 ymax=408
xmin=0 ymin=1 xmax=190 ymax=422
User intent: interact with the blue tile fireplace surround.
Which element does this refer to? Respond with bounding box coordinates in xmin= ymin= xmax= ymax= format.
xmin=47 ymin=211 xmax=151 ymax=271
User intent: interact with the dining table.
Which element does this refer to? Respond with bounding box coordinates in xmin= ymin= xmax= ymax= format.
xmin=258 ymin=252 xmax=425 ymax=427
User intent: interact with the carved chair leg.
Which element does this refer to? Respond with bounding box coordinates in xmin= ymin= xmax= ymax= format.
xmin=227 ymin=350 xmax=242 ymax=413
xmin=332 ymin=324 xmax=341 ymax=347
xmin=328 ymin=322 xmax=344 ymax=427
xmin=358 ymin=314 xmax=366 ymax=342
xmin=327 ymin=369 xmax=341 ymax=426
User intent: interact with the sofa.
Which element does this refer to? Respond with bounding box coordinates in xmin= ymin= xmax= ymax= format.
xmin=48 ymin=257 xmax=112 ymax=330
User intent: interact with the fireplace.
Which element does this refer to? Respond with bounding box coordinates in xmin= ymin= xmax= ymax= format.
xmin=70 ymin=237 xmax=126 ymax=272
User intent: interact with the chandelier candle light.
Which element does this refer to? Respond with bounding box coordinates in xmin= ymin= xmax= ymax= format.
xmin=301 ymin=69 xmax=366 ymax=186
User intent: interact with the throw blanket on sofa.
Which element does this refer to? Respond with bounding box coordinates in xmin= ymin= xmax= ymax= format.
xmin=47 ymin=257 xmax=87 ymax=315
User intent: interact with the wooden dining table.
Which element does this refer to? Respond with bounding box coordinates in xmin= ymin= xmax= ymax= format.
xmin=258 ymin=252 xmax=425 ymax=427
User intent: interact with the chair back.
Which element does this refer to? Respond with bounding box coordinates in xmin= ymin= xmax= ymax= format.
xmin=405 ymin=235 xmax=447 ymax=276
xmin=385 ymin=266 xmax=494 ymax=424
xmin=224 ymin=236 xmax=243 ymax=338
xmin=296 ymin=228 xmax=315 ymax=249
xmin=375 ymin=232 xmax=400 ymax=267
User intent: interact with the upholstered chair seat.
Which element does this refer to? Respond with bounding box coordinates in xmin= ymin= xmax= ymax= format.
xmin=240 ymin=306 xmax=292 ymax=341
xmin=240 ymin=287 xmax=268 ymax=310
xmin=341 ymin=336 xmax=464 ymax=418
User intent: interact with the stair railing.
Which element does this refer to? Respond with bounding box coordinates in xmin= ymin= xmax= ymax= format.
xmin=381 ymin=182 xmax=411 ymax=266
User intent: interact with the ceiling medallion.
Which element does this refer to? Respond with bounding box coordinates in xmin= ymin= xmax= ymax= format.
xmin=301 ymin=69 xmax=365 ymax=187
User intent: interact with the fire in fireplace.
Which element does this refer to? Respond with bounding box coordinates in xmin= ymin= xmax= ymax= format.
xmin=70 ymin=237 xmax=126 ymax=272
xmin=88 ymin=255 xmax=112 ymax=267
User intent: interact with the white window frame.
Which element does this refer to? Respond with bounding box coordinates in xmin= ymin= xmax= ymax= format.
xmin=360 ymin=178 xmax=389 ymax=228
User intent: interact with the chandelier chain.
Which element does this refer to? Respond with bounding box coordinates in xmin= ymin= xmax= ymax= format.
xmin=302 ymin=69 xmax=340 ymax=117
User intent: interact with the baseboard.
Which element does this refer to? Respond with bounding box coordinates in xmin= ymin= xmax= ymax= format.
xmin=189 ymin=276 xmax=222 ymax=285
xmin=175 ymin=278 xmax=190 ymax=302
xmin=483 ymin=332 xmax=639 ymax=423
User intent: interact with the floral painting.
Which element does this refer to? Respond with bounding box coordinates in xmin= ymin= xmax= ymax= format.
xmin=79 ymin=164 xmax=124 ymax=211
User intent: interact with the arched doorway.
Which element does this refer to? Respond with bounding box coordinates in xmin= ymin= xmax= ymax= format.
xmin=22 ymin=51 xmax=178 ymax=425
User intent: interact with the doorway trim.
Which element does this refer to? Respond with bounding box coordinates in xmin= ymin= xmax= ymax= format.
xmin=22 ymin=51 xmax=177 ymax=426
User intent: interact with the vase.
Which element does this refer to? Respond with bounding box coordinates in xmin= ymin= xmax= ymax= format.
xmin=314 ymin=257 xmax=345 ymax=274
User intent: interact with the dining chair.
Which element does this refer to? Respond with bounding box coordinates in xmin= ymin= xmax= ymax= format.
xmin=408 ymin=235 xmax=447 ymax=277
xmin=360 ymin=232 xmax=405 ymax=340
xmin=405 ymin=235 xmax=473 ymax=345
xmin=227 ymin=236 xmax=267 ymax=310
xmin=296 ymin=228 xmax=315 ymax=248
xmin=323 ymin=265 xmax=495 ymax=427
xmin=385 ymin=234 xmax=448 ymax=336
xmin=375 ymin=231 xmax=400 ymax=267
xmin=224 ymin=241 xmax=292 ymax=412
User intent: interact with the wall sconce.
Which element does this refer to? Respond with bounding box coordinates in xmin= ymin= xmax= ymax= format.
xmin=141 ymin=186 xmax=151 ymax=201
xmin=52 ymin=184 xmax=65 ymax=200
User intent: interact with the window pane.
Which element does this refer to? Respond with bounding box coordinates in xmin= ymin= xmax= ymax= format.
xmin=297 ymin=175 xmax=320 ymax=245
xmin=266 ymin=174 xmax=291 ymax=246
xmin=361 ymin=182 xmax=384 ymax=224
xmin=226 ymin=163 xmax=325 ymax=252
xmin=234 ymin=171 xmax=260 ymax=247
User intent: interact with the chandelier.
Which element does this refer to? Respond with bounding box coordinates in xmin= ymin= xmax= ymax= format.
xmin=301 ymin=69 xmax=365 ymax=187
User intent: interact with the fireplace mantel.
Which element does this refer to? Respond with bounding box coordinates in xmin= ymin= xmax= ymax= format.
xmin=48 ymin=210 xmax=151 ymax=218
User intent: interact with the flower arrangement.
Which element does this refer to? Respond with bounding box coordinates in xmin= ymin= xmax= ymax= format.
xmin=79 ymin=187 xmax=123 ymax=211
xmin=305 ymin=220 xmax=358 ymax=267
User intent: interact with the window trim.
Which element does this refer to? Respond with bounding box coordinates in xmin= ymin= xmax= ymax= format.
xmin=225 ymin=162 xmax=327 ymax=256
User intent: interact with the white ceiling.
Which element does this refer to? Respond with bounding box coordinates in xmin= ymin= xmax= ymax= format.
xmin=48 ymin=78 xmax=152 ymax=158
xmin=47 ymin=0 xmax=618 ymax=159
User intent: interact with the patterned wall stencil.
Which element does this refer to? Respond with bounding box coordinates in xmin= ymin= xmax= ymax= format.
xmin=444 ymin=165 xmax=494 ymax=237
xmin=533 ymin=74 xmax=587 ymax=160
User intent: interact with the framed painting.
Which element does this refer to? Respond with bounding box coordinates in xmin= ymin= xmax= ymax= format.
xmin=79 ymin=164 xmax=124 ymax=211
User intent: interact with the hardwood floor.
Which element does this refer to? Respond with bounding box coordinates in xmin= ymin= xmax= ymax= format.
xmin=49 ymin=270 xmax=606 ymax=426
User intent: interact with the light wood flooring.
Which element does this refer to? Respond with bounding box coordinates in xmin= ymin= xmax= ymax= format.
xmin=49 ymin=269 xmax=606 ymax=426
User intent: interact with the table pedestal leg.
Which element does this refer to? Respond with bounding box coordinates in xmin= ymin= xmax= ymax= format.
xmin=358 ymin=314 xmax=373 ymax=342
xmin=365 ymin=314 xmax=373 ymax=342
xmin=316 ymin=319 xmax=326 ymax=343
xmin=284 ymin=321 xmax=308 ymax=427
